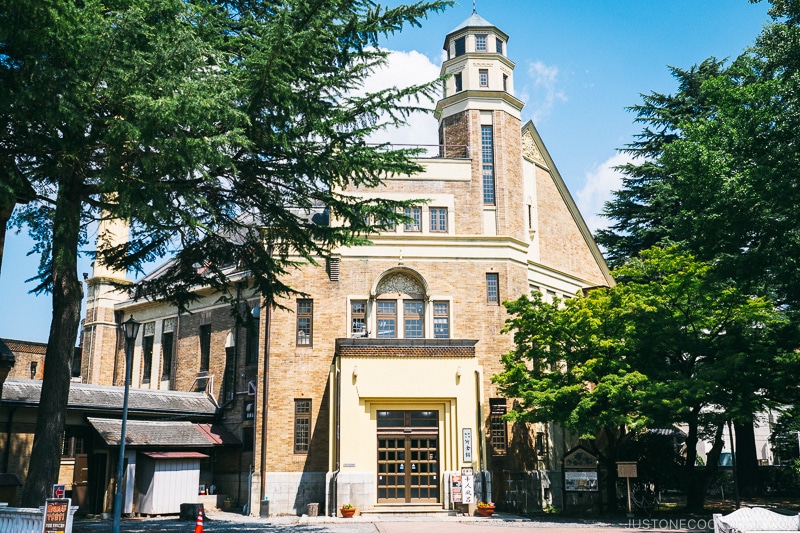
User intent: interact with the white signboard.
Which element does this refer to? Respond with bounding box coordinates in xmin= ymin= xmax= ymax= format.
xmin=564 ymin=471 xmax=598 ymax=492
xmin=451 ymin=474 xmax=462 ymax=503
xmin=461 ymin=473 xmax=475 ymax=504
xmin=462 ymin=428 xmax=472 ymax=462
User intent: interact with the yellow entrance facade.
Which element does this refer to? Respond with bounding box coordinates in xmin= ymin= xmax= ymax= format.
xmin=330 ymin=339 xmax=483 ymax=512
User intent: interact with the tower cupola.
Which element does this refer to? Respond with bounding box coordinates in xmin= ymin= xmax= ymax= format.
xmin=435 ymin=12 xmax=523 ymax=122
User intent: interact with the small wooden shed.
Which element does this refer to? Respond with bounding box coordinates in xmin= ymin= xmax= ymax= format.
xmin=136 ymin=451 xmax=209 ymax=515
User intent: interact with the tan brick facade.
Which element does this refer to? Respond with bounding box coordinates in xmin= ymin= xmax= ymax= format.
xmin=72 ymin=11 xmax=612 ymax=517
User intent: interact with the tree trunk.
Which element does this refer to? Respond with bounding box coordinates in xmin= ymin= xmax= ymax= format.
xmin=684 ymin=412 xmax=705 ymax=512
xmin=20 ymin=180 xmax=83 ymax=507
xmin=734 ymin=420 xmax=761 ymax=497
xmin=0 ymin=202 xmax=15 ymax=277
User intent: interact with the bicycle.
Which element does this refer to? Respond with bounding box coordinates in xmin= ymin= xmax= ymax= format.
xmin=629 ymin=485 xmax=659 ymax=517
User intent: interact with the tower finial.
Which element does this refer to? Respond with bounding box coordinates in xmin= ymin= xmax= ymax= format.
xmin=472 ymin=0 xmax=477 ymax=14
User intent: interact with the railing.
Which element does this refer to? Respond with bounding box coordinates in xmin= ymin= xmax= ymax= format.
xmin=371 ymin=143 xmax=470 ymax=159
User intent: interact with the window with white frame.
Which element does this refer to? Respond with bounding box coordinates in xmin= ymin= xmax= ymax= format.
xmin=377 ymin=300 xmax=397 ymax=338
xmin=351 ymin=300 xmax=367 ymax=337
xmin=476 ymin=34 xmax=487 ymax=51
xmin=404 ymin=300 xmax=424 ymax=338
xmin=486 ymin=273 xmax=499 ymax=304
xmin=297 ymin=299 xmax=313 ymax=346
xmin=404 ymin=207 xmax=421 ymax=232
xmin=430 ymin=208 xmax=448 ymax=232
xmin=433 ymin=302 xmax=450 ymax=339
xmin=479 ymin=68 xmax=489 ymax=87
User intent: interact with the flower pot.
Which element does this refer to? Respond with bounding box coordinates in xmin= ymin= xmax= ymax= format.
xmin=340 ymin=507 xmax=356 ymax=518
xmin=477 ymin=506 xmax=495 ymax=517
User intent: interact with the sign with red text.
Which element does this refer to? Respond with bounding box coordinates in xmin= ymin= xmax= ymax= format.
xmin=42 ymin=498 xmax=71 ymax=533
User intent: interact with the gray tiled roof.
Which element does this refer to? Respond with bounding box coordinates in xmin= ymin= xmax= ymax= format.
xmin=87 ymin=418 xmax=223 ymax=447
xmin=1 ymin=379 xmax=217 ymax=417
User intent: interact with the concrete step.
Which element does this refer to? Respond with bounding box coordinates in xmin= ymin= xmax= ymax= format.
xmin=359 ymin=504 xmax=456 ymax=517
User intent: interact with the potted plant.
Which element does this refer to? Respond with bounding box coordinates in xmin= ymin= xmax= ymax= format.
xmin=476 ymin=501 xmax=495 ymax=517
xmin=340 ymin=503 xmax=356 ymax=518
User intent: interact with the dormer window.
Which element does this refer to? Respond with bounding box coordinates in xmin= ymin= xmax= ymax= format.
xmin=476 ymin=34 xmax=487 ymax=51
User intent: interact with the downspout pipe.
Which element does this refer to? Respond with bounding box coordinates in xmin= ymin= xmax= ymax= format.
xmin=258 ymin=300 xmax=271 ymax=508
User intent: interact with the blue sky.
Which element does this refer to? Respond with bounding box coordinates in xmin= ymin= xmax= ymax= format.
xmin=0 ymin=0 xmax=773 ymax=344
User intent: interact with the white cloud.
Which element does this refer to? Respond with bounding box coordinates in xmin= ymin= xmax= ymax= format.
xmin=362 ymin=50 xmax=441 ymax=148
xmin=575 ymin=152 xmax=633 ymax=234
xmin=525 ymin=60 xmax=568 ymax=122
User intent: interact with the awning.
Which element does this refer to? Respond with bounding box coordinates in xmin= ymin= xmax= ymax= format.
xmin=87 ymin=417 xmax=240 ymax=447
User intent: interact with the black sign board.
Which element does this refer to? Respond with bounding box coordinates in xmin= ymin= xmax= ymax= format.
xmin=43 ymin=498 xmax=71 ymax=533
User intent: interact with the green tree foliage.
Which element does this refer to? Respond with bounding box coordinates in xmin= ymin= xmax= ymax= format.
xmin=1 ymin=0 xmax=450 ymax=505
xmin=496 ymin=247 xmax=797 ymax=510
xmin=597 ymin=0 xmax=800 ymax=308
xmin=596 ymin=0 xmax=800 ymax=499
xmin=769 ymin=407 xmax=800 ymax=469
xmin=495 ymin=284 xmax=650 ymax=509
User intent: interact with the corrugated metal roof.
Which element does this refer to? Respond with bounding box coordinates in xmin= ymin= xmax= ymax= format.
xmin=1 ymin=379 xmax=217 ymax=416
xmin=142 ymin=451 xmax=209 ymax=459
xmin=87 ymin=418 xmax=237 ymax=447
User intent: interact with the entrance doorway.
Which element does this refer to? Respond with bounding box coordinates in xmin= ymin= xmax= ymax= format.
xmin=376 ymin=410 xmax=439 ymax=503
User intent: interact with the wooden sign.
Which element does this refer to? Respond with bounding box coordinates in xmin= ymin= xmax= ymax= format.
xmin=617 ymin=461 xmax=638 ymax=478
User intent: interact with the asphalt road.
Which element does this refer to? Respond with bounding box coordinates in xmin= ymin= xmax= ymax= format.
xmin=71 ymin=510 xmax=717 ymax=532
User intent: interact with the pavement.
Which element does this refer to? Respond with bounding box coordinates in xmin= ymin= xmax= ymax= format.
xmin=71 ymin=509 xmax=719 ymax=533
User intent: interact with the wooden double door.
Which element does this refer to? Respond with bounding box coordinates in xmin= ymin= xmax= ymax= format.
xmin=376 ymin=410 xmax=439 ymax=503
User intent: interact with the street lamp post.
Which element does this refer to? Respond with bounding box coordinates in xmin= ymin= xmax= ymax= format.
xmin=113 ymin=315 xmax=140 ymax=533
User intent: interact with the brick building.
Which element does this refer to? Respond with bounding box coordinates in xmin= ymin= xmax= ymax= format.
xmin=77 ymin=11 xmax=612 ymax=517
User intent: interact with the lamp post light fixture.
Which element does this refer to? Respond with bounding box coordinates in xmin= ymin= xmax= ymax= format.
xmin=113 ymin=315 xmax=140 ymax=533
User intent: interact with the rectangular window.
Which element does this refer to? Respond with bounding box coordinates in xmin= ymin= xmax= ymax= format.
xmin=486 ymin=273 xmax=499 ymax=304
xmin=404 ymin=207 xmax=421 ymax=232
xmin=454 ymin=36 xmax=465 ymax=57
xmin=490 ymin=399 xmax=508 ymax=455
xmin=297 ymin=299 xmax=313 ymax=346
xmin=479 ymin=68 xmax=489 ymax=87
xmin=294 ymin=399 xmax=311 ymax=454
xmin=503 ymin=74 xmax=508 ymax=92
xmin=199 ymin=324 xmax=211 ymax=372
xmin=433 ymin=302 xmax=450 ymax=339
xmin=454 ymin=72 xmax=463 ymax=92
xmin=430 ymin=208 xmax=448 ymax=232
xmin=246 ymin=304 xmax=260 ymax=364
xmin=377 ymin=300 xmax=396 ymax=338
xmin=536 ymin=432 xmax=549 ymax=456
xmin=142 ymin=333 xmax=154 ymax=383
xmin=476 ymin=34 xmax=487 ymax=51
xmin=61 ymin=428 xmax=85 ymax=458
xmin=404 ymin=300 xmax=423 ymax=338
xmin=161 ymin=331 xmax=174 ymax=379
xmin=481 ymin=125 xmax=495 ymax=204
xmin=496 ymin=38 xmax=504 ymax=54
xmin=351 ymin=300 xmax=367 ymax=337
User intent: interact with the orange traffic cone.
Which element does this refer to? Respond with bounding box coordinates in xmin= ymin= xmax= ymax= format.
xmin=194 ymin=507 xmax=204 ymax=533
